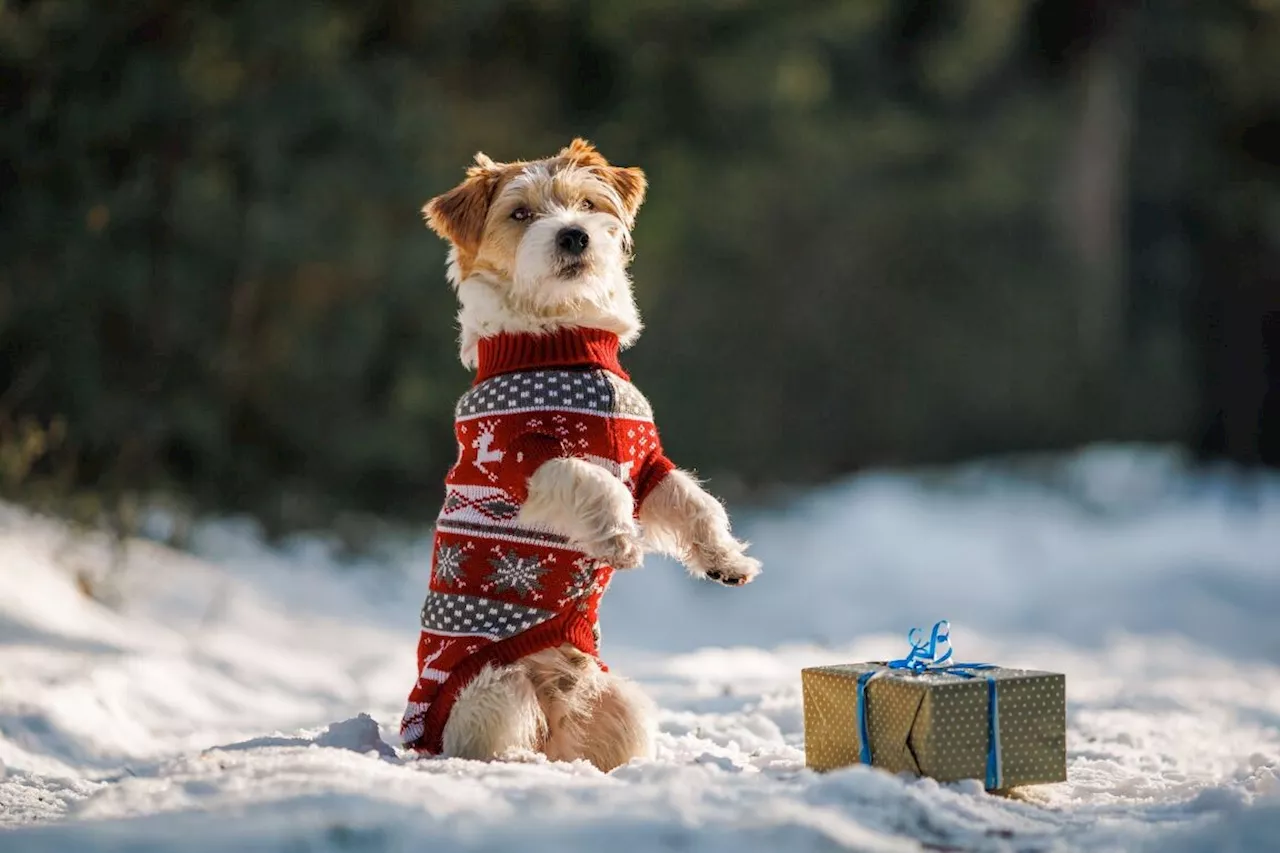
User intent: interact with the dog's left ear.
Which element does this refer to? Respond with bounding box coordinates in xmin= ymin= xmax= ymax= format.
xmin=603 ymin=165 xmax=646 ymax=228
xmin=559 ymin=138 xmax=648 ymax=228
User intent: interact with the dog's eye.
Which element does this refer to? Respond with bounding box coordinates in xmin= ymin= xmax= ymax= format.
xmin=511 ymin=207 xmax=532 ymax=222
xmin=579 ymin=198 xmax=594 ymax=211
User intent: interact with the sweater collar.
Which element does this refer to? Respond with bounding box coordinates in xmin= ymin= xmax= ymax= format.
xmin=473 ymin=326 xmax=629 ymax=384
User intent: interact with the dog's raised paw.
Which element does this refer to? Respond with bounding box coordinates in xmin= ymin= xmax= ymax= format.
xmin=699 ymin=551 xmax=761 ymax=586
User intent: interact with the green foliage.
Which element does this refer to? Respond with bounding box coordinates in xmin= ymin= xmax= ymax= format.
xmin=1 ymin=0 xmax=1276 ymax=531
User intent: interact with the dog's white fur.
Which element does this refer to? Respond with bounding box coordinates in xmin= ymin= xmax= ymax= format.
xmin=424 ymin=139 xmax=759 ymax=772
xmin=441 ymin=646 xmax=657 ymax=770
xmin=518 ymin=457 xmax=644 ymax=570
xmin=639 ymin=469 xmax=761 ymax=582
xmin=441 ymin=663 xmax=546 ymax=760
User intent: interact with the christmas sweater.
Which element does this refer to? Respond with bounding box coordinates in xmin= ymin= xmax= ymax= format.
xmin=400 ymin=326 xmax=674 ymax=754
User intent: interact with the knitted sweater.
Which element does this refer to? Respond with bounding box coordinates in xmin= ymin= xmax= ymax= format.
xmin=400 ymin=326 xmax=674 ymax=754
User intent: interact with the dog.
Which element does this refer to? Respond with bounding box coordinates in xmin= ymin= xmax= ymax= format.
xmin=399 ymin=138 xmax=761 ymax=771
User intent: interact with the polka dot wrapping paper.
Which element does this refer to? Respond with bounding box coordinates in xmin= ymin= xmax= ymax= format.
xmin=801 ymin=663 xmax=1066 ymax=789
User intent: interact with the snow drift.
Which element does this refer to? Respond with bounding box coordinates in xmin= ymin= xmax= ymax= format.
xmin=1 ymin=445 xmax=1278 ymax=851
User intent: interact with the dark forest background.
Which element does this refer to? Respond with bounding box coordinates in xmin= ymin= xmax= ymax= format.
xmin=2 ymin=0 xmax=1278 ymax=536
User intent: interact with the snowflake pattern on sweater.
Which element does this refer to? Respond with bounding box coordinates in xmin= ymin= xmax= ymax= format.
xmin=400 ymin=328 xmax=674 ymax=754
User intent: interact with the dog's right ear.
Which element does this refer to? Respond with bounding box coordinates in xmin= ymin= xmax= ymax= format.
xmin=423 ymin=152 xmax=502 ymax=261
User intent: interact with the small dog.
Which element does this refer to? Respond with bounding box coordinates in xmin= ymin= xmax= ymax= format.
xmin=400 ymin=138 xmax=761 ymax=771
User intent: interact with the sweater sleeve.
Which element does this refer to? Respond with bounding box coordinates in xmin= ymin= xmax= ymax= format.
xmin=633 ymin=444 xmax=676 ymax=511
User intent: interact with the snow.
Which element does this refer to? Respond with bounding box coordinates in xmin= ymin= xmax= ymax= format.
xmin=1 ymin=444 xmax=1279 ymax=851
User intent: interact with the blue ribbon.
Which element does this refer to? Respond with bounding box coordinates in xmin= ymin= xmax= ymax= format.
xmin=855 ymin=620 xmax=1004 ymax=789
xmin=856 ymin=670 xmax=877 ymax=765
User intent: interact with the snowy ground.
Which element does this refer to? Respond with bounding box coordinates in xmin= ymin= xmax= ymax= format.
xmin=1 ymin=445 xmax=1278 ymax=851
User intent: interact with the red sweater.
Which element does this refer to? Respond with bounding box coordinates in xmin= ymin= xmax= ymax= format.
xmin=400 ymin=326 xmax=674 ymax=753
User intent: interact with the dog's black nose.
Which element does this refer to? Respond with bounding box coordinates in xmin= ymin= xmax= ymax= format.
xmin=556 ymin=226 xmax=589 ymax=255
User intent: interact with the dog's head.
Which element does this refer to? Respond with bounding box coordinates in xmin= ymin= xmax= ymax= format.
xmin=423 ymin=139 xmax=647 ymax=366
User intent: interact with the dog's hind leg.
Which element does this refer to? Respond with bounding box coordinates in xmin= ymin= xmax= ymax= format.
xmin=524 ymin=645 xmax=655 ymax=772
xmin=575 ymin=671 xmax=656 ymax=771
xmin=441 ymin=663 xmax=547 ymax=760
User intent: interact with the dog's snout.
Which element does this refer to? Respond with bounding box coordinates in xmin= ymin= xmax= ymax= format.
xmin=556 ymin=226 xmax=589 ymax=256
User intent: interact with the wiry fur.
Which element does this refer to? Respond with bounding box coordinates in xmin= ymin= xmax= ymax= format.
xmin=524 ymin=645 xmax=655 ymax=771
xmin=440 ymin=664 xmax=546 ymax=760
xmin=423 ymin=138 xmax=758 ymax=772
xmin=518 ymin=457 xmax=644 ymax=570
xmin=442 ymin=646 xmax=655 ymax=772
xmin=425 ymin=140 xmax=647 ymax=368
xmin=639 ymin=470 xmax=762 ymax=585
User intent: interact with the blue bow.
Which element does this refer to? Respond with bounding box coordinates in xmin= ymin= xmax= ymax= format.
xmin=856 ymin=620 xmax=1004 ymax=789
xmin=885 ymin=619 xmax=994 ymax=676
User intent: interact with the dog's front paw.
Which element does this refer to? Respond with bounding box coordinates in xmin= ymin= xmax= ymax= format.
xmin=693 ymin=547 xmax=761 ymax=587
xmin=582 ymin=526 xmax=645 ymax=570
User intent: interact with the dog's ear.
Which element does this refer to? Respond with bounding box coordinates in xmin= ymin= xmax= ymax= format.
xmin=559 ymin=137 xmax=609 ymax=168
xmin=423 ymin=152 xmax=502 ymax=259
xmin=603 ymin=165 xmax=647 ymax=227
xmin=560 ymin=138 xmax=647 ymax=226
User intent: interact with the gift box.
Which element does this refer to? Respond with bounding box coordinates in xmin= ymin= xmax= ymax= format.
xmin=801 ymin=622 xmax=1066 ymax=789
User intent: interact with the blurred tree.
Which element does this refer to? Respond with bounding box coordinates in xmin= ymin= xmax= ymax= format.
xmin=1120 ymin=0 xmax=1280 ymax=466
xmin=0 ymin=0 xmax=1275 ymax=533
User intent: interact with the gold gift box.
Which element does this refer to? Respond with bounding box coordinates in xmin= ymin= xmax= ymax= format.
xmin=802 ymin=662 xmax=1066 ymax=789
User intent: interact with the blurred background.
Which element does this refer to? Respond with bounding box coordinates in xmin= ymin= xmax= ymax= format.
xmin=2 ymin=0 xmax=1278 ymax=538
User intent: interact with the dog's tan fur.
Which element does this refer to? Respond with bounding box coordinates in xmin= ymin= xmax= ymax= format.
xmin=425 ymin=140 xmax=648 ymax=368
xmin=423 ymin=139 xmax=760 ymax=772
